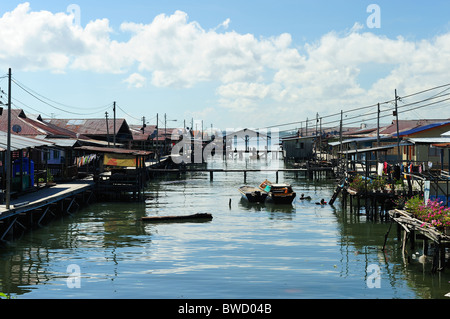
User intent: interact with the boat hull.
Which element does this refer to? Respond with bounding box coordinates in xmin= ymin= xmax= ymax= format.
xmin=267 ymin=192 xmax=296 ymax=204
xmin=259 ymin=180 xmax=296 ymax=205
xmin=239 ymin=186 xmax=268 ymax=203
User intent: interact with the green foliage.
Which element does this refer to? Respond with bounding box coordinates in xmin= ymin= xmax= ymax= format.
xmin=349 ymin=175 xmax=366 ymax=192
xmin=349 ymin=175 xmax=387 ymax=192
xmin=405 ymin=195 xmax=450 ymax=229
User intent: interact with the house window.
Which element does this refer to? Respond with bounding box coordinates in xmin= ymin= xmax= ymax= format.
xmin=53 ymin=150 xmax=60 ymax=160
xmin=295 ymin=140 xmax=304 ymax=149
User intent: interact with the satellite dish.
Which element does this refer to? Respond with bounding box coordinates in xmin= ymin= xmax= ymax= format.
xmin=12 ymin=124 xmax=21 ymax=133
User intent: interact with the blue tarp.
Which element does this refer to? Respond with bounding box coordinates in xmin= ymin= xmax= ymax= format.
xmin=394 ymin=121 xmax=450 ymax=137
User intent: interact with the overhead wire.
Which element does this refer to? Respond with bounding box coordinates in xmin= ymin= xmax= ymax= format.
xmin=270 ymin=82 xmax=450 ymax=134
xmin=5 ymin=75 xmax=450 ymax=132
xmin=11 ymin=78 xmax=114 ymax=116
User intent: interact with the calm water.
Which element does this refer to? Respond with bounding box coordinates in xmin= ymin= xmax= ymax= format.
xmin=1 ymin=155 xmax=450 ymax=299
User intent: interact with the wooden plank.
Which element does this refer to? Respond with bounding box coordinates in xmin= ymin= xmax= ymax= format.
xmin=0 ymin=180 xmax=94 ymax=219
xmin=141 ymin=213 xmax=213 ymax=223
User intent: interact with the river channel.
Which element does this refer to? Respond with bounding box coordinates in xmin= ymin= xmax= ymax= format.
xmin=0 ymin=155 xmax=449 ymax=299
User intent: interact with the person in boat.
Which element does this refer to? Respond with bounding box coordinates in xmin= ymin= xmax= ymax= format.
xmin=316 ymin=199 xmax=327 ymax=205
xmin=300 ymin=194 xmax=312 ymax=200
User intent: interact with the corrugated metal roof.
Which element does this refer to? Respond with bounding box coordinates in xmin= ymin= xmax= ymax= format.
xmin=42 ymin=138 xmax=79 ymax=147
xmin=337 ymin=144 xmax=396 ymax=155
xmin=45 ymin=118 xmax=130 ymax=136
xmin=433 ymin=143 xmax=450 ymax=148
xmin=0 ymin=109 xmax=44 ymax=136
xmin=328 ymin=135 xmax=393 ymax=146
xmin=0 ymin=131 xmax=54 ymax=151
xmin=74 ymin=146 xmax=151 ymax=156
xmin=394 ymin=121 xmax=450 ymax=137
xmin=406 ymin=137 xmax=450 ymax=144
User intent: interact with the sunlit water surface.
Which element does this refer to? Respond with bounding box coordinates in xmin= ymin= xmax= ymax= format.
xmin=0 ymin=156 xmax=449 ymax=299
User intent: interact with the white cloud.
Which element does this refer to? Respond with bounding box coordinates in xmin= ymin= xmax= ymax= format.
xmin=1 ymin=3 xmax=450 ymax=126
xmin=123 ymin=73 xmax=146 ymax=88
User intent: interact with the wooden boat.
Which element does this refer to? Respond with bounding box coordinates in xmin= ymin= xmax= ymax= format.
xmin=238 ymin=186 xmax=268 ymax=203
xmin=259 ymin=179 xmax=296 ymax=204
xmin=141 ymin=213 xmax=213 ymax=223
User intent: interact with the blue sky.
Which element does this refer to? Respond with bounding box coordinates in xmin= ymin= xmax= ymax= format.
xmin=1 ymin=1 xmax=450 ymax=132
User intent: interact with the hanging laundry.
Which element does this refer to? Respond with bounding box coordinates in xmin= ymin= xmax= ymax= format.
xmin=377 ymin=162 xmax=384 ymax=176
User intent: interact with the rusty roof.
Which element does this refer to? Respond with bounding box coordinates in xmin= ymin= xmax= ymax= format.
xmin=45 ymin=118 xmax=131 ymax=136
xmin=74 ymin=145 xmax=152 ymax=156
xmin=0 ymin=109 xmax=44 ymax=136
xmin=433 ymin=143 xmax=450 ymax=148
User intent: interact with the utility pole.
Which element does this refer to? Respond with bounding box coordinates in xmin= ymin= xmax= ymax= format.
xmin=315 ymin=113 xmax=318 ymax=161
xmin=142 ymin=116 xmax=146 ymax=134
xmin=394 ymin=89 xmax=401 ymax=161
xmin=164 ymin=113 xmax=167 ymax=155
xmin=306 ymin=117 xmax=308 ymax=137
xmin=6 ymin=68 xmax=11 ymax=209
xmin=319 ymin=116 xmax=322 ymax=160
xmin=156 ymin=113 xmax=159 ymax=162
xmin=113 ymin=101 xmax=116 ymax=147
xmin=377 ymin=103 xmax=380 ymax=162
xmin=141 ymin=116 xmax=146 ymax=150
xmin=339 ymin=110 xmax=343 ymax=176
xmin=105 ymin=111 xmax=110 ymax=147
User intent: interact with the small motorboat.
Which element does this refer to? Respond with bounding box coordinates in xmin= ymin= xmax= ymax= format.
xmin=239 ymin=186 xmax=268 ymax=203
xmin=259 ymin=180 xmax=296 ymax=204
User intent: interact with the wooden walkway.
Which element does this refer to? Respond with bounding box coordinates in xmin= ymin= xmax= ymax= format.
xmin=0 ymin=179 xmax=95 ymax=219
xmin=0 ymin=179 xmax=95 ymax=242
xmin=148 ymin=167 xmax=335 ymax=182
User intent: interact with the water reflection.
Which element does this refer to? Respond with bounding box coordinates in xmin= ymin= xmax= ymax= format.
xmin=1 ymin=156 xmax=450 ymax=298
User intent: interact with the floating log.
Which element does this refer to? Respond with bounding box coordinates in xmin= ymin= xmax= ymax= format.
xmin=141 ymin=213 xmax=213 ymax=223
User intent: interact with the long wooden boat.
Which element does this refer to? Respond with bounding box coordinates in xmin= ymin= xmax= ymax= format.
xmin=141 ymin=213 xmax=213 ymax=223
xmin=259 ymin=180 xmax=296 ymax=204
xmin=238 ymin=186 xmax=268 ymax=203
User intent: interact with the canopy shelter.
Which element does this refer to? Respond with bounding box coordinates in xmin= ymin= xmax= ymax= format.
xmin=0 ymin=131 xmax=56 ymax=201
xmin=74 ymin=146 xmax=152 ymax=169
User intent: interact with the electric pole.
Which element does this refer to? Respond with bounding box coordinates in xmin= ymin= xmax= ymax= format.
xmin=6 ymin=68 xmax=11 ymax=209
xmin=394 ymin=89 xmax=400 ymax=161
xmin=142 ymin=116 xmax=146 ymax=134
xmin=113 ymin=101 xmax=116 ymax=147
xmin=105 ymin=111 xmax=110 ymax=147
xmin=377 ymin=103 xmax=380 ymax=162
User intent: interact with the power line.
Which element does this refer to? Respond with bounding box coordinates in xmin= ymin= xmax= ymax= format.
xmin=266 ymin=82 xmax=450 ymax=132
xmin=115 ymin=104 xmax=142 ymax=122
xmin=11 ymin=78 xmax=113 ymax=116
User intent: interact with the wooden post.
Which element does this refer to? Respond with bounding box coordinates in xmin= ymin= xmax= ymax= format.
xmin=423 ymin=238 xmax=428 ymax=256
xmin=210 ymin=171 xmax=213 ymax=181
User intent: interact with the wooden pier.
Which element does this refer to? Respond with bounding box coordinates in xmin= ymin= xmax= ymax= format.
xmin=148 ymin=166 xmax=335 ymax=182
xmin=0 ymin=179 xmax=95 ymax=243
xmin=386 ymin=209 xmax=450 ymax=272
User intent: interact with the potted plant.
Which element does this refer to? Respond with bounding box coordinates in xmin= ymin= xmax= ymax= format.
xmin=46 ymin=171 xmax=56 ymax=186
xmin=348 ymin=175 xmax=366 ymax=194
xmin=405 ymin=195 xmax=450 ymax=235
